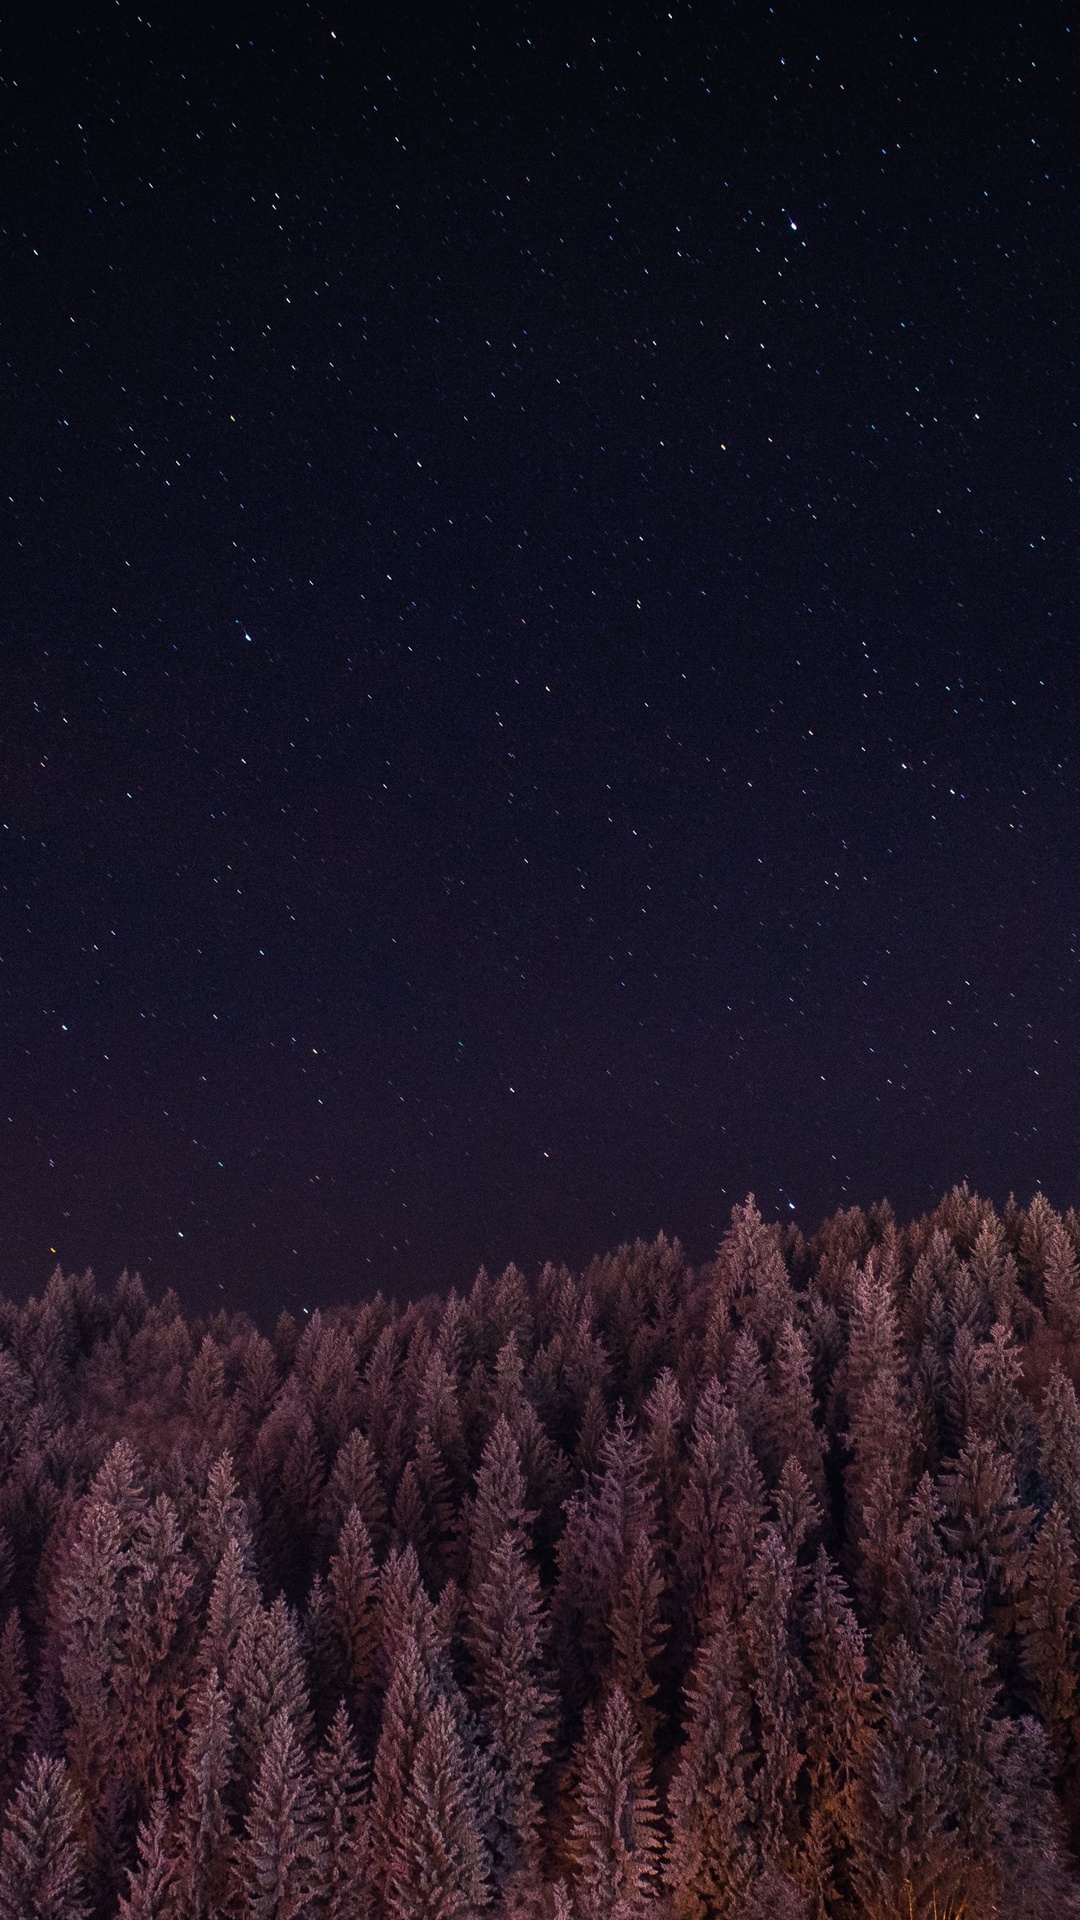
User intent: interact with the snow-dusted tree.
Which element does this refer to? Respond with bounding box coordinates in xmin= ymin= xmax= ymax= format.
xmin=608 ymin=1532 xmax=667 ymax=1754
xmin=325 ymin=1506 xmax=380 ymax=1723
xmin=742 ymin=1523 xmax=806 ymax=1876
xmin=200 ymin=1533 xmax=260 ymax=1688
xmin=938 ymin=1433 xmax=1034 ymax=1657
xmin=764 ymin=1321 xmax=826 ymax=1502
xmin=665 ymin=1610 xmax=752 ymax=1920
xmin=318 ymin=1429 xmax=387 ymax=1564
xmin=992 ymin=1715 xmax=1080 ymax=1919
xmin=172 ymin=1670 xmax=238 ymax=1920
xmin=569 ymin=1685 xmax=661 ymax=1920
xmin=232 ymin=1595 xmax=314 ymax=1792
xmin=675 ymin=1379 xmax=765 ymax=1637
xmin=717 ymin=1196 xmax=793 ymax=1351
xmin=553 ymin=1409 xmax=657 ymax=1716
xmin=314 ymin=1702 xmax=370 ymax=1920
xmin=796 ymin=1550 xmax=872 ymax=1918
xmin=466 ymin=1417 xmax=531 ymax=1595
xmin=1018 ymin=1501 xmax=1080 ymax=1781
xmin=467 ymin=1524 xmax=555 ymax=1892
xmin=853 ymin=1635 xmax=950 ymax=1920
xmin=843 ymin=1262 xmax=913 ymax=1625
xmin=0 ymin=1754 xmax=88 ymax=1920
xmin=0 ymin=1610 xmax=30 ymax=1808
xmin=1039 ymin=1363 xmax=1080 ymax=1548
xmin=116 ymin=1794 xmax=177 ymax=1920
xmin=921 ymin=1572 xmax=1006 ymax=1911
xmin=122 ymin=1491 xmax=193 ymax=1797
xmin=242 ymin=1708 xmax=326 ymax=1920
xmin=54 ymin=1486 xmax=133 ymax=1811
xmin=391 ymin=1695 xmax=492 ymax=1920
xmin=370 ymin=1627 xmax=436 ymax=1906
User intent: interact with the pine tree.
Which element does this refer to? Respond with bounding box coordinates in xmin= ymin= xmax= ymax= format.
xmin=54 ymin=1490 xmax=131 ymax=1812
xmin=0 ymin=1610 xmax=30 ymax=1807
xmin=325 ymin=1506 xmax=380 ymax=1724
xmin=318 ymin=1429 xmax=387 ymax=1564
xmin=467 ymin=1417 xmax=531 ymax=1595
xmin=243 ymin=1708 xmax=326 ymax=1920
xmin=676 ymin=1379 xmax=765 ymax=1636
xmin=992 ymin=1715 xmax=1080 ymax=1919
xmin=796 ymin=1551 xmax=872 ymax=1919
xmin=853 ymin=1636 xmax=951 ymax=1920
xmin=569 ymin=1685 xmax=661 ymax=1920
xmin=764 ymin=1321 xmax=826 ymax=1502
xmin=232 ymin=1595 xmax=314 ymax=1792
xmin=0 ymin=1754 xmax=88 ymax=1920
xmin=392 ymin=1695 xmax=492 ymax=1920
xmin=1040 ymin=1363 xmax=1080 ymax=1549
xmin=370 ymin=1628 xmax=436 ymax=1906
xmin=172 ymin=1671 xmax=238 ymax=1920
xmin=742 ymin=1524 xmax=806 ymax=1874
xmin=314 ymin=1702 xmax=370 ymax=1920
xmin=665 ymin=1611 xmax=752 ymax=1920
xmin=921 ymin=1572 xmax=1006 ymax=1910
xmin=122 ymin=1491 xmax=194 ymax=1798
xmin=466 ymin=1526 xmax=555 ymax=1892
xmin=608 ymin=1532 xmax=667 ymax=1754
xmin=1018 ymin=1502 xmax=1080 ymax=1782
xmin=117 ymin=1794 xmax=177 ymax=1920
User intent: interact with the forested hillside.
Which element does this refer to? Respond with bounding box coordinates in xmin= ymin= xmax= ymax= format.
xmin=2 ymin=1187 xmax=1080 ymax=1918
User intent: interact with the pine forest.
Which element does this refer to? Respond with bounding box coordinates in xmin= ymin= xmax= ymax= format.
xmin=3 ymin=1185 xmax=1080 ymax=1919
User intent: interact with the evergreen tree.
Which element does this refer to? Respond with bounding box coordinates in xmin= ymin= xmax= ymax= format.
xmin=796 ymin=1550 xmax=873 ymax=1919
xmin=853 ymin=1636 xmax=951 ymax=1920
xmin=922 ymin=1572 xmax=1006 ymax=1911
xmin=466 ymin=1526 xmax=555 ymax=1892
xmin=764 ymin=1321 xmax=826 ymax=1503
xmin=608 ymin=1532 xmax=667 ymax=1754
xmin=370 ymin=1628 xmax=436 ymax=1906
xmin=1018 ymin=1502 xmax=1080 ymax=1785
xmin=569 ymin=1686 xmax=661 ymax=1920
xmin=172 ymin=1671 xmax=238 ymax=1920
xmin=318 ymin=1429 xmax=387 ymax=1565
xmin=665 ymin=1611 xmax=752 ymax=1920
xmin=117 ymin=1794 xmax=177 ymax=1920
xmin=742 ymin=1523 xmax=806 ymax=1875
xmin=325 ymin=1506 xmax=381 ymax=1724
xmin=0 ymin=1754 xmax=88 ymax=1920
xmin=314 ymin=1702 xmax=370 ymax=1920
xmin=1039 ymin=1363 xmax=1080 ymax=1549
xmin=392 ymin=1695 xmax=492 ymax=1920
xmin=0 ymin=1610 xmax=30 ymax=1808
xmin=243 ymin=1708 xmax=326 ymax=1920
xmin=992 ymin=1716 xmax=1080 ymax=1919
xmin=232 ymin=1595 xmax=314 ymax=1792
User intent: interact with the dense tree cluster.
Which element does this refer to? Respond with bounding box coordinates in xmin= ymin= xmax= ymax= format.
xmin=3 ymin=1186 xmax=1080 ymax=1917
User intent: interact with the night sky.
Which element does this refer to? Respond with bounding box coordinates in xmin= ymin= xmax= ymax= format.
xmin=3 ymin=5 xmax=1079 ymax=1319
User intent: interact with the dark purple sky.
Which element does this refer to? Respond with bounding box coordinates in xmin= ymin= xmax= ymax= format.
xmin=3 ymin=4 xmax=1079 ymax=1319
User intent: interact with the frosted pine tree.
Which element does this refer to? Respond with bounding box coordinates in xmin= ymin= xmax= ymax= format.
xmin=570 ymin=1685 xmax=661 ymax=1920
xmin=172 ymin=1670 xmax=238 ymax=1920
xmin=242 ymin=1708 xmax=326 ymax=1920
xmin=0 ymin=1610 xmax=30 ymax=1808
xmin=392 ymin=1695 xmax=492 ymax=1920
xmin=466 ymin=1524 xmax=555 ymax=1893
xmin=665 ymin=1610 xmax=752 ymax=1920
xmin=314 ymin=1702 xmax=370 ymax=1920
xmin=116 ymin=1794 xmax=177 ymax=1920
xmin=0 ymin=1754 xmax=88 ymax=1920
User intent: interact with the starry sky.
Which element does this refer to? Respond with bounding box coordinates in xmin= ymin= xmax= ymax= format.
xmin=3 ymin=4 xmax=1079 ymax=1318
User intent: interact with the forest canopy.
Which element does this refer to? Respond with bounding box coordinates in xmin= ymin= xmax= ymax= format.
xmin=2 ymin=1185 xmax=1080 ymax=1918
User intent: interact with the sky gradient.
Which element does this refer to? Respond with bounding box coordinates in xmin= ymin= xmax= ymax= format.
xmin=3 ymin=4 xmax=1079 ymax=1318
